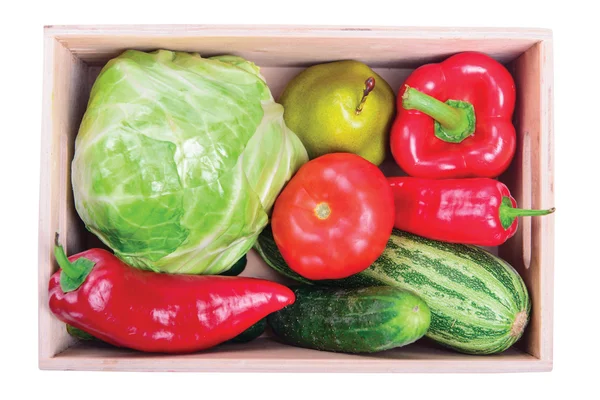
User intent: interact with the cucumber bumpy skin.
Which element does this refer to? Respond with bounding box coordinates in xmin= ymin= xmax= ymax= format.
xmin=267 ymin=285 xmax=431 ymax=354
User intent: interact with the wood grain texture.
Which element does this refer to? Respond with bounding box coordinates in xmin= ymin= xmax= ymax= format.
xmin=46 ymin=25 xmax=551 ymax=67
xmin=38 ymin=36 xmax=92 ymax=366
xmin=42 ymin=338 xmax=551 ymax=373
xmin=537 ymin=39 xmax=555 ymax=364
xmin=39 ymin=25 xmax=554 ymax=372
xmin=39 ymin=34 xmax=57 ymax=365
xmin=499 ymin=40 xmax=554 ymax=365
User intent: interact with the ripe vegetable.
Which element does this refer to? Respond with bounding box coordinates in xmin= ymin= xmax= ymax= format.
xmin=390 ymin=52 xmax=516 ymax=179
xmin=268 ymin=286 xmax=431 ymax=353
xmin=256 ymin=226 xmax=531 ymax=355
xmin=388 ymin=176 xmax=555 ymax=246
xmin=71 ymin=50 xmax=308 ymax=275
xmin=49 ymin=237 xmax=295 ymax=353
xmin=271 ymin=153 xmax=395 ymax=280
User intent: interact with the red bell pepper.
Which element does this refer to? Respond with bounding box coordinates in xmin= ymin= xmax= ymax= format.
xmin=388 ymin=177 xmax=555 ymax=246
xmin=390 ymin=52 xmax=516 ymax=179
xmin=48 ymin=235 xmax=295 ymax=353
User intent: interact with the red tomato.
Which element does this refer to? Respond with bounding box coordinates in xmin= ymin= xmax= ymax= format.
xmin=271 ymin=153 xmax=395 ymax=280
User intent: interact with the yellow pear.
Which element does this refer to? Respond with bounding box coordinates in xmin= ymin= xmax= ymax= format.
xmin=280 ymin=60 xmax=395 ymax=166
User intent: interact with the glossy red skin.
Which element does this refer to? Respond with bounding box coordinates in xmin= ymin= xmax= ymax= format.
xmin=388 ymin=177 xmax=518 ymax=247
xmin=48 ymin=249 xmax=295 ymax=353
xmin=271 ymin=153 xmax=395 ymax=280
xmin=390 ymin=52 xmax=516 ymax=179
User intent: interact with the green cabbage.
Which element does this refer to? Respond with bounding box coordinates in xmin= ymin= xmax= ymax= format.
xmin=71 ymin=50 xmax=308 ymax=274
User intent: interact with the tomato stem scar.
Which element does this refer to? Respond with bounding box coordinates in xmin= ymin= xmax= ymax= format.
xmin=314 ymin=202 xmax=331 ymax=220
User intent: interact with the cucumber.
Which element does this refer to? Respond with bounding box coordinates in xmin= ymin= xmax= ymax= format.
xmin=255 ymin=225 xmax=531 ymax=355
xmin=267 ymin=286 xmax=431 ymax=353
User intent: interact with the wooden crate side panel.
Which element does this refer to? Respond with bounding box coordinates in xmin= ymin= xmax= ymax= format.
xmin=499 ymin=44 xmax=538 ymax=355
xmin=42 ymin=339 xmax=551 ymax=373
xmin=537 ymin=39 xmax=555 ymax=364
xmin=49 ymin=25 xmax=550 ymax=67
xmin=500 ymin=40 xmax=554 ymax=362
xmin=38 ymin=36 xmax=91 ymax=363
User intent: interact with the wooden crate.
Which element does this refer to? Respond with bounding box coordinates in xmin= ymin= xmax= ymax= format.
xmin=38 ymin=25 xmax=554 ymax=372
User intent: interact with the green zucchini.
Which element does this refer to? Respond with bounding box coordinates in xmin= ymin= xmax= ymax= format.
xmin=267 ymin=286 xmax=430 ymax=353
xmin=255 ymin=226 xmax=531 ymax=355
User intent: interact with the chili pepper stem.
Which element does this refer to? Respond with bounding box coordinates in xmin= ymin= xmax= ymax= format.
xmin=401 ymin=85 xmax=476 ymax=143
xmin=54 ymin=232 xmax=95 ymax=292
xmin=356 ymin=77 xmax=376 ymax=115
xmin=499 ymin=197 xmax=556 ymax=230
xmin=54 ymin=234 xmax=77 ymax=280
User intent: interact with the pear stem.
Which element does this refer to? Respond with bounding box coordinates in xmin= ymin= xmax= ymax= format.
xmin=356 ymin=77 xmax=375 ymax=115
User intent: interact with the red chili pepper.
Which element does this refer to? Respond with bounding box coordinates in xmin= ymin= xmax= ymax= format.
xmin=390 ymin=52 xmax=516 ymax=179
xmin=48 ymin=235 xmax=295 ymax=353
xmin=388 ymin=177 xmax=555 ymax=246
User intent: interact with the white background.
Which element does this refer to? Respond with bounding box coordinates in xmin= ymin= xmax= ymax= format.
xmin=1 ymin=1 xmax=598 ymax=398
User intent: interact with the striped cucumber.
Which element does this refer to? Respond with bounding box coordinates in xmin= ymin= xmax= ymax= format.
xmin=255 ymin=225 xmax=531 ymax=355
xmin=268 ymin=286 xmax=431 ymax=353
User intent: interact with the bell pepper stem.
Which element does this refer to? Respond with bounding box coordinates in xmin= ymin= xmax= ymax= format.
xmin=499 ymin=197 xmax=556 ymax=230
xmin=401 ymin=85 xmax=476 ymax=143
xmin=54 ymin=233 xmax=95 ymax=292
